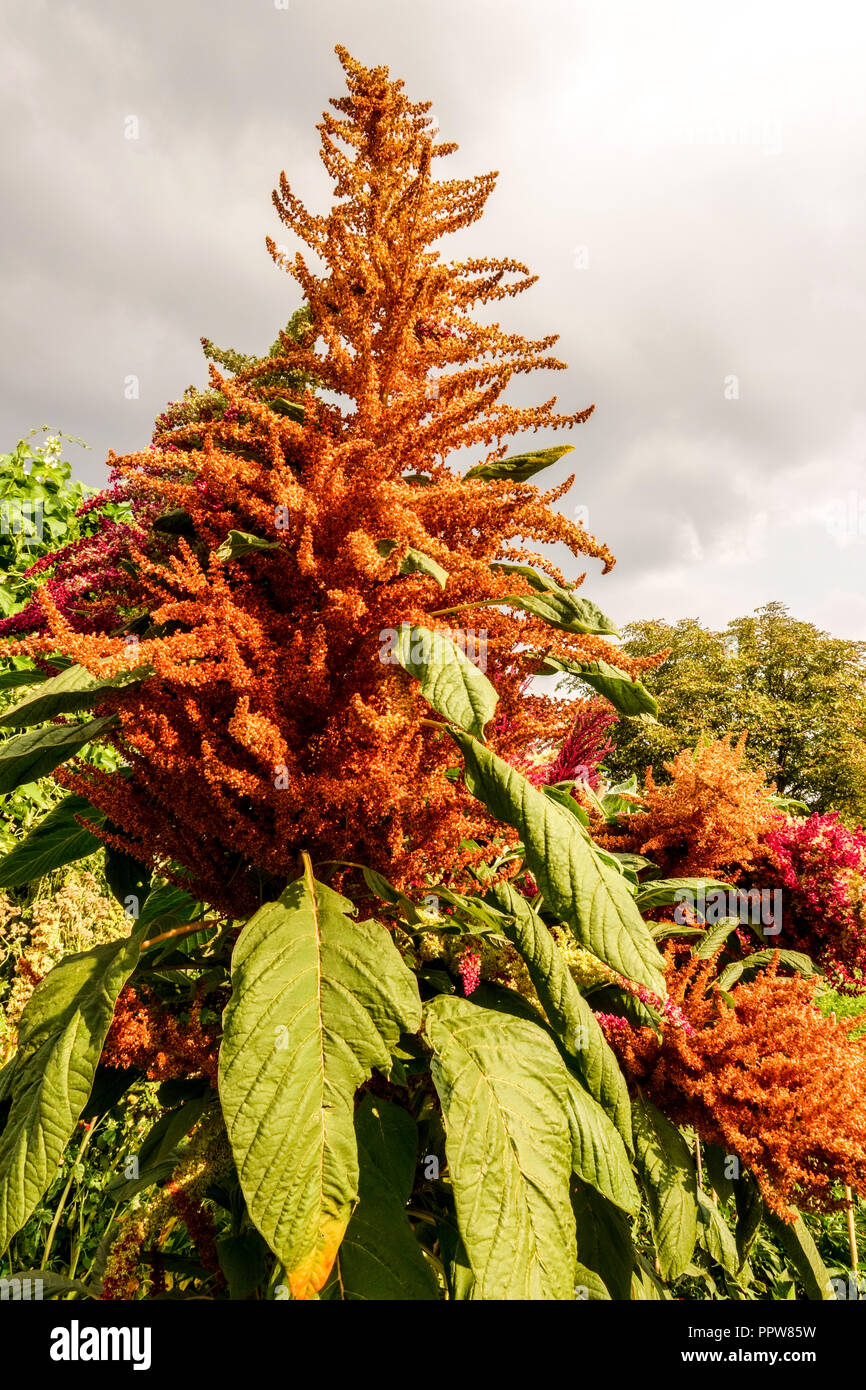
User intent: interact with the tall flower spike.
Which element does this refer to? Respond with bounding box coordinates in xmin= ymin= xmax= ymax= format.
xmin=2 ymin=49 xmax=656 ymax=914
xmin=258 ymin=44 xmax=593 ymax=470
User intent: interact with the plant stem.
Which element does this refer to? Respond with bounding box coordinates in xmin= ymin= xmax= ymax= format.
xmin=845 ymin=1186 xmax=859 ymax=1276
xmin=42 ymin=1122 xmax=94 ymax=1268
xmin=141 ymin=919 xmax=221 ymax=951
xmin=429 ymin=599 xmax=500 ymax=617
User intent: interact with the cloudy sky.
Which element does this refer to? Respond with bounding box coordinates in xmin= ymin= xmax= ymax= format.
xmin=2 ymin=0 xmax=865 ymax=636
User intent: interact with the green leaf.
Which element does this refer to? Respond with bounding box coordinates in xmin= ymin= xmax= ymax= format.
xmin=571 ymin=1178 xmax=635 ymax=1301
xmin=735 ymin=1172 xmax=764 ymax=1267
xmin=108 ymin=1096 xmax=209 ymax=1201
xmin=425 ymin=994 xmax=576 ymax=1300
xmin=573 ymin=1262 xmax=612 ymax=1300
xmin=465 ymin=443 xmax=574 ymax=483
xmin=451 ymin=731 xmax=666 ymax=995
xmin=0 ymin=794 xmax=106 ymax=889
xmin=485 ymin=880 xmax=632 ymax=1148
xmin=266 ymin=397 xmax=305 ymax=423
xmin=0 ymin=716 xmax=116 ymax=794
xmin=0 ymin=920 xmax=147 ymax=1253
xmin=696 ymin=1190 xmax=740 ymax=1276
xmin=397 ymin=624 xmax=498 ymax=741
xmin=377 ymin=539 xmax=448 ymax=589
xmin=1 ymin=1271 xmax=95 ymax=1300
xmin=153 ymin=509 xmax=196 ymax=537
xmin=0 ymin=664 xmax=150 ymax=729
xmin=436 ymin=1220 xmax=476 ymax=1300
xmin=219 ymin=863 xmax=422 ymax=1300
xmin=136 ymin=881 xmax=202 ymax=938
xmin=634 ymin=878 xmax=735 ymax=914
xmin=565 ymin=1072 xmax=640 ymax=1214
xmin=217 ymin=1229 xmax=272 ymax=1300
xmin=716 ymin=950 xmax=819 ymax=992
xmin=632 ymin=1091 xmax=698 ymax=1280
xmin=490 ymin=568 xmax=619 ymax=636
xmin=214 ymin=530 xmax=280 ymax=563
xmin=0 ymin=669 xmax=47 ymax=692
xmin=541 ymin=784 xmax=591 ymax=826
xmin=80 ymin=1065 xmax=138 ymax=1123
xmin=704 ymin=1142 xmax=737 ymax=1205
xmin=694 ymin=918 xmax=741 ymax=959
xmin=104 ymin=842 xmax=152 ymax=916
xmin=766 ymin=1210 xmax=836 ymax=1300
xmin=632 ymin=1252 xmax=672 ymax=1299
xmin=322 ymin=1097 xmax=439 ymax=1301
xmin=543 ymin=656 xmax=658 ymax=719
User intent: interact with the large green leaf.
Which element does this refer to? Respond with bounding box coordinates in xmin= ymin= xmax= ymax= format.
xmin=0 ymin=794 xmax=106 ymax=889
xmin=573 ymin=1262 xmax=612 ymax=1300
xmin=425 ymin=994 xmax=576 ymax=1300
xmin=542 ymin=655 xmax=658 ymax=719
xmin=735 ymin=1172 xmax=764 ymax=1267
xmin=693 ymin=918 xmax=741 ymax=960
xmin=0 ymin=920 xmax=146 ymax=1253
xmin=0 ymin=669 xmax=47 ymax=693
xmin=136 ymin=881 xmax=202 ymax=938
xmin=485 ymin=880 xmax=632 ymax=1147
xmin=632 ymin=1091 xmax=698 ymax=1281
xmin=452 ymin=731 xmax=666 ymax=995
xmin=0 ymin=716 xmax=116 ymax=794
xmin=571 ymin=1178 xmax=635 ymax=1301
xmin=465 ymin=443 xmax=574 ymax=483
xmin=219 ymin=864 xmax=422 ymax=1300
xmin=103 ymin=842 xmax=151 ymax=916
xmin=766 ymin=1210 xmax=836 ymax=1300
xmin=377 ymin=539 xmax=448 ymax=589
xmin=397 ymin=624 xmax=498 ymax=741
xmin=634 ymin=877 xmax=735 ymax=914
xmin=565 ymin=1072 xmax=640 ymax=1214
xmin=0 ymin=663 xmax=150 ymax=729
xmin=322 ymin=1097 xmax=438 ymax=1301
xmin=696 ymin=1189 xmax=740 ymax=1276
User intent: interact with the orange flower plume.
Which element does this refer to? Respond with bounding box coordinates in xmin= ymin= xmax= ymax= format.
xmin=608 ymin=948 xmax=866 ymax=1219
xmin=4 ymin=48 xmax=658 ymax=914
xmin=595 ymin=733 xmax=784 ymax=879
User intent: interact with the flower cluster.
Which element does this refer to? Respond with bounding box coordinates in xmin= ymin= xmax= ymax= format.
xmin=0 ymin=870 xmax=127 ymax=1065
xmin=595 ymin=734 xmax=783 ymax=878
xmin=0 ymin=515 xmax=146 ymax=639
xmin=100 ymin=984 xmax=221 ymax=1083
xmin=1 ymin=49 xmax=660 ymax=914
xmin=100 ymin=1111 xmax=233 ymax=1299
xmin=508 ymin=695 xmax=618 ymax=789
xmin=764 ymin=813 xmax=866 ymax=993
xmin=604 ymin=948 xmax=866 ymax=1219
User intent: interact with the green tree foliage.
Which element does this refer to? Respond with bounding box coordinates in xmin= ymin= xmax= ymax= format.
xmin=0 ymin=431 xmax=90 ymax=622
xmin=599 ymin=602 xmax=866 ymax=824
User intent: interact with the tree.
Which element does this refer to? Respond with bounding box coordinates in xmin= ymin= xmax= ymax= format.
xmin=599 ymin=603 xmax=866 ymax=826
